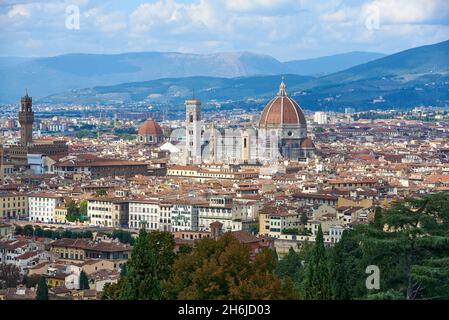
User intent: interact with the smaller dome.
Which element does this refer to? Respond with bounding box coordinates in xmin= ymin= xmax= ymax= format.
xmin=138 ymin=119 xmax=163 ymax=136
xmin=300 ymin=137 xmax=315 ymax=149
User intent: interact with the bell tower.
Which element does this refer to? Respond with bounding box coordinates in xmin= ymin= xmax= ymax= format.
xmin=185 ymin=99 xmax=202 ymax=164
xmin=19 ymin=90 xmax=34 ymax=146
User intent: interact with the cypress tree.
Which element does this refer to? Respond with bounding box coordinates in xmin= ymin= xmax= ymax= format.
xmin=119 ymin=228 xmax=162 ymax=300
xmin=79 ymin=271 xmax=90 ymax=290
xmin=302 ymin=225 xmax=333 ymax=299
xmin=36 ymin=276 xmax=49 ymax=300
xmin=329 ymin=230 xmax=365 ymax=299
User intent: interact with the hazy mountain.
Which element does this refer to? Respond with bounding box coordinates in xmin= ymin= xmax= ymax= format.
xmin=285 ymin=39 xmax=449 ymax=110
xmin=40 ymin=74 xmax=314 ymax=106
xmin=283 ymin=51 xmax=386 ymax=76
xmin=304 ymin=39 xmax=449 ymax=87
xmin=40 ymin=39 xmax=449 ymax=111
xmin=0 ymin=57 xmax=34 ymax=69
xmin=0 ymin=51 xmax=384 ymax=103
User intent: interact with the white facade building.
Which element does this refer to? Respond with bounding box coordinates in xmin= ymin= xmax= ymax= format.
xmin=128 ymin=200 xmax=160 ymax=231
xmin=314 ymin=112 xmax=328 ymax=125
xmin=28 ymin=193 xmax=64 ymax=223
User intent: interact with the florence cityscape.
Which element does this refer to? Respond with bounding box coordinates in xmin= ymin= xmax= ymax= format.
xmin=0 ymin=0 xmax=449 ymax=309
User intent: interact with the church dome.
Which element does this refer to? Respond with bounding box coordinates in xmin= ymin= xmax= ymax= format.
xmin=300 ymin=137 xmax=315 ymax=149
xmin=259 ymin=81 xmax=307 ymax=127
xmin=138 ymin=119 xmax=163 ymax=136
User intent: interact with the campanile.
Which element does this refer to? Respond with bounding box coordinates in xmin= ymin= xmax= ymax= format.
xmin=19 ymin=91 xmax=34 ymax=146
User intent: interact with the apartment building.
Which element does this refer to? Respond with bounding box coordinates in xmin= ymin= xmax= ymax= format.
xmin=128 ymin=199 xmax=160 ymax=231
xmin=268 ymin=212 xmax=302 ymax=238
xmin=0 ymin=192 xmax=28 ymax=219
xmin=87 ymin=198 xmax=129 ymax=228
xmin=28 ymin=193 xmax=64 ymax=223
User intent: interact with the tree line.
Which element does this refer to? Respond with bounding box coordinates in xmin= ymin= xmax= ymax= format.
xmin=15 ymin=225 xmax=93 ymax=240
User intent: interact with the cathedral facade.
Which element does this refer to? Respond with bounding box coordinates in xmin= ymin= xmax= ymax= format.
xmin=182 ymin=81 xmax=315 ymax=165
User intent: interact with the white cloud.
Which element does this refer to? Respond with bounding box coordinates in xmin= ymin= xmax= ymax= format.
xmin=225 ymin=0 xmax=299 ymax=14
xmin=7 ymin=4 xmax=31 ymax=18
xmin=363 ymin=0 xmax=449 ymax=24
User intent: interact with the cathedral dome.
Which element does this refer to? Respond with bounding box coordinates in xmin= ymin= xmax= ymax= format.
xmin=259 ymin=81 xmax=307 ymax=127
xmin=138 ymin=119 xmax=163 ymax=136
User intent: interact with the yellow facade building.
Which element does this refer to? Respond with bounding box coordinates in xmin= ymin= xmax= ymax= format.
xmin=0 ymin=192 xmax=28 ymax=219
xmin=54 ymin=205 xmax=68 ymax=224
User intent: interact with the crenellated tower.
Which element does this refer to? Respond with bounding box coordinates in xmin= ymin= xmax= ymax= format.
xmin=19 ymin=91 xmax=34 ymax=146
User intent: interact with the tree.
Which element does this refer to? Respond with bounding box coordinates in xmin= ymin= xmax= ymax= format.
xmin=0 ymin=263 xmax=21 ymax=289
xmin=165 ymin=233 xmax=298 ymax=300
xmin=119 ymin=228 xmax=162 ymax=300
xmin=23 ymin=224 xmax=34 ymax=237
xmin=36 ymin=276 xmax=49 ymax=300
xmin=300 ymin=212 xmax=309 ymax=225
xmin=282 ymin=228 xmax=299 ymax=235
xmin=302 ymin=225 xmax=333 ymax=299
xmin=79 ymin=271 xmax=90 ymax=290
xmin=14 ymin=225 xmax=23 ymax=235
xmin=66 ymin=200 xmax=80 ymax=222
xmin=102 ymin=282 xmax=121 ymax=300
xmin=34 ymin=226 xmax=44 ymax=237
xmin=43 ymin=229 xmax=53 ymax=238
xmin=62 ymin=229 xmax=73 ymax=239
xmin=356 ymin=192 xmax=449 ymax=300
xmin=329 ymin=230 xmax=365 ymax=299
xmin=25 ymin=274 xmax=41 ymax=288
xmin=79 ymin=200 xmax=88 ymax=217
xmin=111 ymin=229 xmax=134 ymax=245
xmin=82 ymin=230 xmax=93 ymax=239
xmin=148 ymin=231 xmax=175 ymax=281
xmin=276 ymin=247 xmax=303 ymax=282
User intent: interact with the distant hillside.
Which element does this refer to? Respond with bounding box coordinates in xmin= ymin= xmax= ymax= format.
xmin=40 ymin=74 xmax=314 ymax=106
xmin=0 ymin=51 xmax=384 ymax=103
xmin=0 ymin=57 xmax=34 ymax=69
xmin=39 ymin=40 xmax=449 ymax=111
xmin=283 ymin=51 xmax=385 ymax=76
xmin=286 ymin=39 xmax=449 ymax=110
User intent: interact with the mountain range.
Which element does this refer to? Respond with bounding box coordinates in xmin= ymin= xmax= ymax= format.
xmin=38 ymin=39 xmax=449 ymax=111
xmin=0 ymin=51 xmax=384 ymax=103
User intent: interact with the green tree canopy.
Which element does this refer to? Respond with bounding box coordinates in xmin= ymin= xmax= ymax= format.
xmin=302 ymin=225 xmax=333 ymax=299
xmin=36 ymin=276 xmax=49 ymax=300
xmin=165 ymin=233 xmax=298 ymax=300
xmin=79 ymin=271 xmax=90 ymax=290
xmin=119 ymin=228 xmax=163 ymax=300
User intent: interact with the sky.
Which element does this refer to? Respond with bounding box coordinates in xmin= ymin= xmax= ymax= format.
xmin=1 ymin=0 xmax=449 ymax=61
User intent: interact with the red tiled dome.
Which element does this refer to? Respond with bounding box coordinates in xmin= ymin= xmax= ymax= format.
xmin=138 ymin=119 xmax=163 ymax=136
xmin=300 ymin=137 xmax=315 ymax=149
xmin=259 ymin=81 xmax=306 ymax=127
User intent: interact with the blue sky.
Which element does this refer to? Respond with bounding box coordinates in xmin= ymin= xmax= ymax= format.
xmin=1 ymin=0 xmax=449 ymax=61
